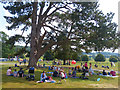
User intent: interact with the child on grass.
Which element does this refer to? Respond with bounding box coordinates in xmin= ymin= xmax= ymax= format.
xmin=58 ymin=70 xmax=66 ymax=83
xmin=13 ymin=69 xmax=18 ymax=77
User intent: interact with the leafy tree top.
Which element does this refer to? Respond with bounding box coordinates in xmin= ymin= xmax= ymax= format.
xmin=94 ymin=53 xmax=106 ymax=62
xmin=2 ymin=1 xmax=120 ymax=67
xmin=81 ymin=55 xmax=89 ymax=61
xmin=3 ymin=2 xmax=120 ymax=53
xmin=109 ymin=55 xmax=118 ymax=62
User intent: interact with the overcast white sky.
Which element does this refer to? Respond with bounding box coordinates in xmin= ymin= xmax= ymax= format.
xmin=0 ymin=0 xmax=119 ymax=53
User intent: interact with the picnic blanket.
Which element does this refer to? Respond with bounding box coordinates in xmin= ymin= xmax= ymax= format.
xmin=47 ymin=72 xmax=53 ymax=74
xmin=36 ymin=80 xmax=56 ymax=83
xmin=99 ymin=74 xmax=118 ymax=78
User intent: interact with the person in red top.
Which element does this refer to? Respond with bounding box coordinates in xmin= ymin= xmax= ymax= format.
xmin=110 ymin=69 xmax=116 ymax=76
xmin=84 ymin=62 xmax=88 ymax=69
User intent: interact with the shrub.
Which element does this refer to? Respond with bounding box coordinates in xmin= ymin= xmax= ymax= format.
xmin=109 ymin=56 xmax=118 ymax=62
xmin=94 ymin=53 xmax=106 ymax=62
xmin=81 ymin=55 xmax=89 ymax=61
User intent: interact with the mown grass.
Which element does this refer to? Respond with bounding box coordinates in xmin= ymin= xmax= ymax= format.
xmin=1 ymin=63 xmax=119 ymax=88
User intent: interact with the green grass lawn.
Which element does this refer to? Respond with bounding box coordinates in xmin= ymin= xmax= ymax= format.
xmin=1 ymin=63 xmax=119 ymax=88
xmin=3 ymin=58 xmax=118 ymax=70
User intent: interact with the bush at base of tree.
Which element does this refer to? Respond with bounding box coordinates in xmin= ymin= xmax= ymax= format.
xmin=109 ymin=56 xmax=118 ymax=62
xmin=81 ymin=55 xmax=89 ymax=61
xmin=94 ymin=53 xmax=106 ymax=62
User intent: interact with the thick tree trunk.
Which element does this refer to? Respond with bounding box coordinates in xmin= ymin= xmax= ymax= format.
xmin=28 ymin=2 xmax=38 ymax=67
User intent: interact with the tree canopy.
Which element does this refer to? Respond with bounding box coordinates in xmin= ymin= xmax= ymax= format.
xmin=0 ymin=31 xmax=14 ymax=58
xmin=109 ymin=56 xmax=118 ymax=62
xmin=94 ymin=53 xmax=106 ymax=62
xmin=81 ymin=55 xmax=89 ymax=61
xmin=43 ymin=50 xmax=55 ymax=60
xmin=3 ymin=1 xmax=120 ymax=67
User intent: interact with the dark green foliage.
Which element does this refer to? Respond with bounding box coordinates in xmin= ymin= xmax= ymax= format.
xmin=81 ymin=55 xmax=89 ymax=61
xmin=43 ymin=50 xmax=55 ymax=60
xmin=0 ymin=31 xmax=15 ymax=58
xmin=6 ymin=35 xmax=25 ymax=49
xmin=75 ymin=56 xmax=81 ymax=61
xmin=95 ymin=53 xmax=106 ymax=62
xmin=71 ymin=52 xmax=80 ymax=61
xmin=109 ymin=56 xmax=118 ymax=62
xmin=0 ymin=31 xmax=30 ymax=58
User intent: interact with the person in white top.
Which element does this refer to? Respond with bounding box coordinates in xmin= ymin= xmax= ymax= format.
xmin=58 ymin=70 xmax=66 ymax=83
xmin=7 ymin=67 xmax=13 ymax=76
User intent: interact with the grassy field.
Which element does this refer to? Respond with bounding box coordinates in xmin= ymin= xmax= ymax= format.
xmin=1 ymin=59 xmax=119 ymax=71
xmin=1 ymin=61 xmax=119 ymax=88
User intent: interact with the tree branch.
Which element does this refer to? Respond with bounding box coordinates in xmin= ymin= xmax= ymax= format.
xmin=44 ymin=24 xmax=62 ymax=33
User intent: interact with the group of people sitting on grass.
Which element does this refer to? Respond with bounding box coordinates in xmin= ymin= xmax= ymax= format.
xmin=50 ymin=62 xmax=94 ymax=80
xmin=7 ymin=61 xmax=117 ymax=83
xmin=7 ymin=67 xmax=24 ymax=77
xmin=52 ymin=60 xmax=62 ymax=65
xmin=39 ymin=71 xmax=56 ymax=83
xmin=39 ymin=70 xmax=66 ymax=83
xmin=98 ymin=69 xmax=116 ymax=76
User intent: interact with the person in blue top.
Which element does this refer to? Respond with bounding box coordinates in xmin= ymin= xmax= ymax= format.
xmin=72 ymin=69 xmax=76 ymax=77
xmin=23 ymin=59 xmax=26 ymax=65
xmin=41 ymin=71 xmax=47 ymax=82
xmin=13 ymin=69 xmax=18 ymax=77
xmin=69 ymin=69 xmax=76 ymax=77
xmin=18 ymin=68 xmax=24 ymax=77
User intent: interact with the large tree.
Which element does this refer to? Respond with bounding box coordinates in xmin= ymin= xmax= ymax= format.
xmin=3 ymin=1 xmax=120 ymax=67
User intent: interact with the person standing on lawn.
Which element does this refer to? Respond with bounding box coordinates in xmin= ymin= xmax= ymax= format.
xmin=59 ymin=70 xmax=66 ymax=83
xmin=84 ymin=62 xmax=88 ymax=69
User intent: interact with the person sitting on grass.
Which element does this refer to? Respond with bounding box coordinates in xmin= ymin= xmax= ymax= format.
xmin=69 ymin=69 xmax=76 ymax=77
xmin=53 ymin=69 xmax=58 ymax=77
xmin=15 ymin=63 xmax=19 ymax=67
xmin=107 ymin=66 xmax=109 ymax=69
xmin=13 ymin=69 xmax=18 ymax=77
xmin=48 ymin=66 xmax=52 ymax=70
xmin=95 ymin=64 xmax=98 ymax=68
xmin=68 ymin=67 xmax=72 ymax=75
xmin=41 ymin=71 xmax=47 ymax=82
xmin=110 ymin=69 xmax=116 ymax=76
xmin=85 ymin=67 xmax=89 ymax=77
xmin=54 ymin=66 xmax=57 ymax=71
xmin=82 ymin=65 xmax=85 ymax=72
xmin=102 ymin=70 xmax=107 ymax=75
xmin=17 ymin=68 xmax=24 ymax=77
xmin=80 ymin=67 xmax=89 ymax=80
xmin=72 ymin=69 xmax=76 ymax=77
xmin=51 ymin=66 xmax=54 ymax=70
xmin=23 ymin=59 xmax=26 ymax=65
xmin=6 ymin=67 xmax=13 ymax=76
xmin=43 ymin=63 xmax=46 ymax=68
